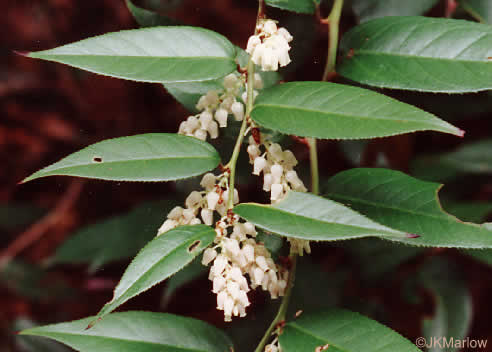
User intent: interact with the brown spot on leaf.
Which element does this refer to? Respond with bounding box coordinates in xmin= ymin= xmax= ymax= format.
xmin=93 ymin=156 xmax=103 ymax=163
xmin=188 ymin=240 xmax=201 ymax=253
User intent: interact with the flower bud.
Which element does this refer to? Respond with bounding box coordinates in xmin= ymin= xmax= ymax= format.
xmin=212 ymin=275 xmax=226 ymax=293
xmin=157 ymin=219 xmax=178 ymax=235
xmin=231 ymin=101 xmax=244 ymax=121
xmin=187 ymin=115 xmax=199 ymax=130
xmin=207 ymin=120 xmax=219 ymax=139
xmin=194 ymin=128 xmax=207 ymax=141
xmin=207 ymin=191 xmax=220 ymax=210
xmin=200 ymin=173 xmax=216 ymax=191
xmin=199 ymin=111 xmax=213 ymax=129
xmin=201 ymin=208 xmax=214 ymax=226
xmin=247 ymin=144 xmax=260 ymax=161
xmin=202 ymin=248 xmax=217 ymax=266
xmin=256 ymin=256 xmax=269 ymax=271
xmin=167 ymin=206 xmax=183 ymax=220
xmin=253 ymin=156 xmax=267 ymax=175
xmin=263 ymin=20 xmax=278 ymax=35
xmin=214 ymin=108 xmax=228 ymax=127
xmin=182 ymin=208 xmax=195 ymax=222
xmin=270 ymin=164 xmax=283 ymax=183
xmin=278 ymin=27 xmax=293 ymax=42
xmin=186 ymin=191 xmax=202 ymax=208
xmin=223 ymin=73 xmax=238 ymax=89
xmin=189 ymin=218 xmax=201 ymax=225
xmin=246 ymin=35 xmax=261 ymax=54
xmin=270 ymin=183 xmax=283 ymax=201
xmin=263 ymin=173 xmax=273 ymax=191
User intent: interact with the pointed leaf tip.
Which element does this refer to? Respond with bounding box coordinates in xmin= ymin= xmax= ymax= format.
xmin=13 ymin=50 xmax=29 ymax=57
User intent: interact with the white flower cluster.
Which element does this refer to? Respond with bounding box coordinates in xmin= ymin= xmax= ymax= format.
xmin=246 ymin=19 xmax=293 ymax=71
xmin=202 ymin=217 xmax=288 ymax=322
xmin=265 ymin=337 xmax=282 ymax=352
xmin=157 ymin=172 xmax=238 ymax=235
xmin=247 ymin=135 xmax=311 ymax=256
xmin=178 ymin=73 xmax=262 ymax=141
xmin=247 ymin=137 xmax=307 ymax=202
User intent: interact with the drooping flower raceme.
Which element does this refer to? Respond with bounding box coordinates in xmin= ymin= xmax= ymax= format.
xmin=205 ymin=215 xmax=288 ymax=322
xmin=178 ymin=72 xmax=263 ymax=142
xmin=247 ymin=135 xmax=311 ymax=256
xmin=246 ymin=19 xmax=293 ymax=72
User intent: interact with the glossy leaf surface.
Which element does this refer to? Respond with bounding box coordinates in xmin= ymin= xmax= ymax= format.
xmin=234 ymin=191 xmax=407 ymax=242
xmin=339 ymin=16 xmax=492 ymax=92
xmin=51 ymin=200 xmax=172 ymax=271
xmin=324 ymin=168 xmax=492 ymax=248
xmin=93 ymin=225 xmax=214 ymax=323
xmin=251 ymin=82 xmax=462 ymax=139
xmin=23 ymin=134 xmax=220 ymax=182
xmin=265 ymin=0 xmax=315 ymax=14
xmin=20 ymin=311 xmax=233 ymax=352
xmin=279 ymin=309 xmax=421 ymax=352
xmin=126 ymin=0 xmax=179 ymax=26
xmin=352 ymin=0 xmax=439 ymax=22
xmin=27 ymin=26 xmax=236 ymax=83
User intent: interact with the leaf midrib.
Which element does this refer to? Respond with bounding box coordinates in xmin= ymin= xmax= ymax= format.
xmin=253 ymin=104 xmax=443 ymax=127
xmin=27 ymin=331 xmax=212 ymax=352
xmin=285 ymin=323 xmax=350 ymax=352
xmin=324 ymin=191 xmax=461 ymax=226
xmin=103 ymin=230 xmax=211 ymax=316
xmin=349 ymin=48 xmax=491 ymax=63
xmin=39 ymin=154 xmax=218 ymax=173
xmin=34 ymin=54 xmax=234 ymax=60
xmin=238 ymin=203 xmax=401 ymax=238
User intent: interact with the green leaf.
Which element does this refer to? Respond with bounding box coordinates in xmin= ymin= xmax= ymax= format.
xmin=324 ymin=168 xmax=492 ymax=248
xmin=413 ymin=139 xmax=492 ymax=179
xmin=234 ymin=191 xmax=408 ymax=242
xmin=251 ymin=82 xmax=462 ymax=139
xmin=93 ymin=225 xmax=215 ymax=323
xmin=338 ymin=16 xmax=492 ymax=93
xmin=50 ymin=200 xmax=173 ymax=271
xmin=126 ymin=0 xmax=179 ymax=26
xmin=27 ymin=26 xmax=236 ymax=83
xmin=265 ymin=0 xmax=316 ymax=14
xmin=164 ymin=47 xmax=280 ymax=113
xmin=165 ymin=79 xmax=224 ymax=113
xmin=161 ymin=256 xmax=207 ymax=308
xmin=351 ymin=0 xmax=439 ymax=23
xmin=419 ymin=258 xmax=472 ymax=352
xmin=15 ymin=319 xmax=72 ymax=352
xmin=20 ymin=311 xmax=233 ymax=352
xmin=279 ymin=309 xmax=421 ymax=352
xmin=340 ymin=238 xmax=424 ymax=280
xmin=0 ymin=260 xmax=73 ymax=300
xmin=464 ymin=227 xmax=492 ymax=266
xmin=459 ymin=0 xmax=492 ymax=24
xmin=443 ymin=200 xmax=492 ymax=223
xmin=0 ymin=203 xmax=45 ymax=231
xmin=22 ymin=133 xmax=220 ymax=183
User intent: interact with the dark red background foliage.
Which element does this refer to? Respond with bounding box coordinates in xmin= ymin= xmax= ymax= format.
xmin=1 ymin=1 xmax=492 ymax=351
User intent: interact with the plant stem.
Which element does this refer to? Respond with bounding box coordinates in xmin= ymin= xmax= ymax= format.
xmin=321 ymin=0 xmax=344 ymax=82
xmin=254 ymin=254 xmax=297 ymax=352
xmin=225 ymin=0 xmax=263 ymax=210
xmin=226 ymin=59 xmax=255 ymax=209
xmin=307 ymin=137 xmax=319 ymax=195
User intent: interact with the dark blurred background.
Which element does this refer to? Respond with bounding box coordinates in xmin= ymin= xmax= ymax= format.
xmin=1 ymin=1 xmax=492 ymax=351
